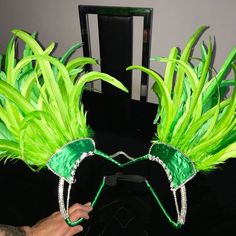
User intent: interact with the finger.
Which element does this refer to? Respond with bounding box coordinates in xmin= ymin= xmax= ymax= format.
xmin=84 ymin=202 xmax=92 ymax=207
xmin=69 ymin=209 xmax=90 ymax=221
xmin=81 ymin=202 xmax=93 ymax=212
xmin=69 ymin=203 xmax=92 ymax=214
xmin=65 ymin=225 xmax=83 ymax=236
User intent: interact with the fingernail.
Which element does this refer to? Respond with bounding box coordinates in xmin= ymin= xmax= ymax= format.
xmin=79 ymin=226 xmax=83 ymax=231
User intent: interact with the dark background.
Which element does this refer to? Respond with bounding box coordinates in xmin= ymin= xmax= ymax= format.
xmin=0 ymin=91 xmax=236 ymax=235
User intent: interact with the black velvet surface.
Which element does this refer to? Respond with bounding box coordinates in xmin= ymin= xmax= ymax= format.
xmin=0 ymin=91 xmax=235 ymax=235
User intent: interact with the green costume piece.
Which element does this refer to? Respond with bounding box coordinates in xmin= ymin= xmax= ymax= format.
xmin=149 ymin=142 xmax=196 ymax=190
xmin=47 ymin=138 xmax=95 ymax=183
xmin=0 ymin=26 xmax=235 ymax=229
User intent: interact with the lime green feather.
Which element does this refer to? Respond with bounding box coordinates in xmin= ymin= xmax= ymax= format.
xmin=129 ymin=26 xmax=235 ymax=172
xmin=173 ymin=26 xmax=207 ymax=114
xmin=0 ymin=139 xmax=21 ymax=157
xmin=127 ymin=65 xmax=173 ymax=140
xmin=172 ymin=39 xmax=213 ymax=145
xmin=5 ymin=36 xmax=16 ymax=85
xmin=0 ymin=79 xmax=34 ymax=114
xmin=60 ymin=43 xmax=83 ymax=64
xmin=203 ymin=46 xmax=236 ymax=103
xmin=0 ymin=29 xmax=128 ymax=169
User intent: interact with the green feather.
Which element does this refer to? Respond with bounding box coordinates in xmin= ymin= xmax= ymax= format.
xmin=60 ymin=43 xmax=83 ymax=64
xmin=173 ymin=26 xmax=207 ymax=114
xmin=203 ymin=46 xmax=236 ymax=103
xmin=0 ymin=29 xmax=128 ymax=170
xmin=127 ymin=65 xmax=173 ymax=141
xmin=138 ymin=26 xmax=236 ymax=172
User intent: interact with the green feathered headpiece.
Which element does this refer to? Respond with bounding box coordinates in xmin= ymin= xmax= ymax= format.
xmin=0 ymin=29 xmax=128 ymax=175
xmin=124 ymin=27 xmax=235 ymax=228
xmin=0 ymin=27 xmax=235 ymax=229
xmin=128 ymin=26 xmax=236 ymax=175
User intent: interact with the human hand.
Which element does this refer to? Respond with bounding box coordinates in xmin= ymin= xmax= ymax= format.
xmin=22 ymin=202 xmax=93 ymax=236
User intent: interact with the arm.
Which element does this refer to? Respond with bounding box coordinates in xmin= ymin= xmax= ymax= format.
xmin=0 ymin=225 xmax=26 ymax=236
xmin=0 ymin=203 xmax=92 ymax=236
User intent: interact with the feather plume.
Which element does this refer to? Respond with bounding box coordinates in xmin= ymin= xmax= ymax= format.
xmin=127 ymin=26 xmax=236 ymax=171
xmin=0 ymin=29 xmax=128 ymax=170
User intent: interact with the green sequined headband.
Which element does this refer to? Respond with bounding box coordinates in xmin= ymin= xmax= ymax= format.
xmin=50 ymin=138 xmax=196 ymax=228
